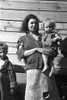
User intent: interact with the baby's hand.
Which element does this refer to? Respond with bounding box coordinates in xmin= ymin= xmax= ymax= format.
xmin=36 ymin=48 xmax=44 ymax=53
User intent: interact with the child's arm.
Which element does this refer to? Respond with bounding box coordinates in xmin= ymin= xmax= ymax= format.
xmin=7 ymin=62 xmax=17 ymax=95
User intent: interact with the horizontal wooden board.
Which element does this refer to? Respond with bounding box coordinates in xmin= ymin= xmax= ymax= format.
xmin=7 ymin=54 xmax=25 ymax=66
xmin=1 ymin=0 xmax=40 ymax=2
xmin=0 ymin=20 xmax=22 ymax=32
xmin=0 ymin=31 xmax=26 ymax=42
xmin=1 ymin=10 xmax=67 ymax=22
xmin=0 ymin=1 xmax=67 ymax=11
xmin=0 ymin=1 xmax=40 ymax=10
xmin=8 ymin=47 xmax=16 ymax=54
xmin=1 ymin=0 xmax=67 ymax=2
xmin=1 ymin=0 xmax=67 ymax=23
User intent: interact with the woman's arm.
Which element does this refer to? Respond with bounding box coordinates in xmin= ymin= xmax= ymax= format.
xmin=24 ymin=47 xmax=51 ymax=57
xmin=36 ymin=47 xmax=53 ymax=56
xmin=24 ymin=48 xmax=44 ymax=56
xmin=24 ymin=48 xmax=37 ymax=57
xmin=17 ymin=44 xmax=42 ymax=58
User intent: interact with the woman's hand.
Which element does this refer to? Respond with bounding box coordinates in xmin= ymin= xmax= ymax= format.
xmin=36 ymin=47 xmax=53 ymax=56
xmin=43 ymin=47 xmax=53 ymax=54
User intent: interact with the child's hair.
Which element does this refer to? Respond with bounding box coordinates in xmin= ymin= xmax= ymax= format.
xmin=0 ymin=42 xmax=8 ymax=53
xmin=45 ymin=18 xmax=56 ymax=30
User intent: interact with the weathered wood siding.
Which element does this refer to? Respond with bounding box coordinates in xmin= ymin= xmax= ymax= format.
xmin=0 ymin=0 xmax=67 ymax=83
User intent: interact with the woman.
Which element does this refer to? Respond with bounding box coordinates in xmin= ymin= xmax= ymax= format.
xmin=16 ymin=14 xmax=60 ymax=100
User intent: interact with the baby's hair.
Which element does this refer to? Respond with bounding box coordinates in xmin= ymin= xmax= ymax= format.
xmin=45 ymin=18 xmax=56 ymax=30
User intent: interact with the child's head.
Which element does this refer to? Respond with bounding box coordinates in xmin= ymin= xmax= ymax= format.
xmin=0 ymin=42 xmax=8 ymax=59
xmin=44 ymin=18 xmax=56 ymax=33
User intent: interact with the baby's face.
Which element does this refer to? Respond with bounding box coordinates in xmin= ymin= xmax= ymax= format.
xmin=45 ymin=21 xmax=53 ymax=33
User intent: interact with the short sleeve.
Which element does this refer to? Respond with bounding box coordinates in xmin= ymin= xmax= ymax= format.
xmin=16 ymin=36 xmax=25 ymax=60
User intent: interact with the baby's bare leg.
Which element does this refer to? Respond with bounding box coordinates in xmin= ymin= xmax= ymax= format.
xmin=42 ymin=54 xmax=48 ymax=72
xmin=49 ymin=67 xmax=54 ymax=77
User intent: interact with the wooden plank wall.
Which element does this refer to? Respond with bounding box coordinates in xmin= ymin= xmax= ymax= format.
xmin=0 ymin=0 xmax=67 ymax=83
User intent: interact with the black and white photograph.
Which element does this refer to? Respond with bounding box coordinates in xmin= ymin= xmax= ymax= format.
xmin=0 ymin=0 xmax=67 ymax=100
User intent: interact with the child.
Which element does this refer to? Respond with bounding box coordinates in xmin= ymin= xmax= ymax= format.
xmin=41 ymin=18 xmax=62 ymax=77
xmin=0 ymin=42 xmax=17 ymax=100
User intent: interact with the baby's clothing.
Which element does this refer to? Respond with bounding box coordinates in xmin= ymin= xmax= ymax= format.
xmin=42 ymin=31 xmax=61 ymax=74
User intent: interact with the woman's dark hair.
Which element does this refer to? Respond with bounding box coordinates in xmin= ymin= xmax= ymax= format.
xmin=60 ymin=37 xmax=67 ymax=58
xmin=20 ymin=14 xmax=40 ymax=34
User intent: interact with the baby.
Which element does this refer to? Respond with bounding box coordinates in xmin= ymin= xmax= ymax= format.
xmin=41 ymin=18 xmax=62 ymax=77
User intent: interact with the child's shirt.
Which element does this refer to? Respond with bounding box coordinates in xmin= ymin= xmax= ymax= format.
xmin=0 ymin=56 xmax=17 ymax=89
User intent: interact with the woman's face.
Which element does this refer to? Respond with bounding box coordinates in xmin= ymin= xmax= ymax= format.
xmin=28 ymin=18 xmax=38 ymax=33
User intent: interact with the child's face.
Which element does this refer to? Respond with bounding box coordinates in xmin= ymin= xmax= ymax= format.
xmin=45 ymin=21 xmax=53 ymax=33
xmin=0 ymin=51 xmax=6 ymax=59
